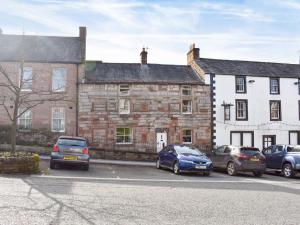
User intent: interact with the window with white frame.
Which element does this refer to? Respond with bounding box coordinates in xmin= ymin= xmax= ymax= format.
xmin=119 ymin=84 xmax=130 ymax=95
xmin=52 ymin=68 xmax=67 ymax=92
xmin=20 ymin=67 xmax=33 ymax=91
xmin=270 ymin=100 xmax=281 ymax=121
xmin=236 ymin=99 xmax=248 ymax=120
xmin=182 ymin=129 xmax=192 ymax=143
xmin=235 ymin=76 xmax=246 ymax=93
xmin=18 ymin=109 xmax=32 ymax=129
xmin=182 ymin=85 xmax=192 ymax=96
xmin=270 ymin=78 xmax=280 ymax=94
xmin=52 ymin=108 xmax=65 ymax=132
xmin=116 ymin=128 xmax=132 ymax=143
xmin=119 ymin=99 xmax=130 ymax=114
xmin=182 ymin=100 xmax=192 ymax=114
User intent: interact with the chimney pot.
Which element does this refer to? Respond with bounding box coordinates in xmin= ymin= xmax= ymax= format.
xmin=187 ymin=43 xmax=199 ymax=65
xmin=140 ymin=48 xmax=148 ymax=65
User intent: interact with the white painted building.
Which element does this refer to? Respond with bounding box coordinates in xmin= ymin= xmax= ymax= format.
xmin=187 ymin=46 xmax=300 ymax=149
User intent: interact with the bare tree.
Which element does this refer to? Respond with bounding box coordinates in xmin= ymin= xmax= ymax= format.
xmin=0 ymin=36 xmax=71 ymax=152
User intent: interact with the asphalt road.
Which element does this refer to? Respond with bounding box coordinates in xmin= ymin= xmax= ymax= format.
xmin=0 ymin=160 xmax=299 ymax=225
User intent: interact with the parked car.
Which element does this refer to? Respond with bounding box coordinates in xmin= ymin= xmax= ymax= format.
xmin=50 ymin=136 xmax=90 ymax=170
xmin=262 ymin=145 xmax=300 ymax=178
xmin=156 ymin=145 xmax=213 ymax=175
xmin=210 ymin=145 xmax=266 ymax=177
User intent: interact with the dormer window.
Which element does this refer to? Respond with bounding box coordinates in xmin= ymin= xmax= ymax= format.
xmin=235 ymin=76 xmax=246 ymax=93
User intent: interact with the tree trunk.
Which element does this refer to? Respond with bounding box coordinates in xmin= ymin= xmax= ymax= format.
xmin=11 ymin=121 xmax=17 ymax=152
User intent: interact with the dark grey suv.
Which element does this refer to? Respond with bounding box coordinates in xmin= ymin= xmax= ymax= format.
xmin=50 ymin=136 xmax=90 ymax=170
xmin=210 ymin=145 xmax=266 ymax=177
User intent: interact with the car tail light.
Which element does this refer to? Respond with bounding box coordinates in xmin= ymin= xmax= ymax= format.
xmin=53 ymin=145 xmax=59 ymax=152
xmin=82 ymin=147 xmax=89 ymax=154
xmin=236 ymin=153 xmax=249 ymax=159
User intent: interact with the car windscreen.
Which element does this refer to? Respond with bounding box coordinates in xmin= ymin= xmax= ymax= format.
xmin=287 ymin=146 xmax=300 ymax=153
xmin=174 ymin=146 xmax=203 ymax=156
xmin=240 ymin=147 xmax=260 ymax=154
xmin=58 ymin=139 xmax=87 ymax=147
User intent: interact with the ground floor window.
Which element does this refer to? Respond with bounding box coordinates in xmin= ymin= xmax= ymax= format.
xmin=116 ymin=128 xmax=132 ymax=144
xmin=52 ymin=107 xmax=65 ymax=132
xmin=18 ymin=109 xmax=32 ymax=130
xmin=182 ymin=129 xmax=192 ymax=143
xmin=230 ymin=131 xmax=254 ymax=147
xmin=289 ymin=131 xmax=300 ymax=145
xmin=262 ymin=135 xmax=276 ymax=149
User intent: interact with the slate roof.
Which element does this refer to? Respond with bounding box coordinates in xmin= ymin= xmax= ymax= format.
xmin=85 ymin=61 xmax=203 ymax=84
xmin=196 ymin=58 xmax=300 ymax=78
xmin=0 ymin=34 xmax=83 ymax=63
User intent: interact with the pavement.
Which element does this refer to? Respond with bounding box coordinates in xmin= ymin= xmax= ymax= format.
xmin=0 ymin=159 xmax=299 ymax=225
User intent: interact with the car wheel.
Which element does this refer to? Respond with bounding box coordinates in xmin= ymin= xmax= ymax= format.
xmin=50 ymin=160 xmax=56 ymax=170
xmin=253 ymin=171 xmax=263 ymax=177
xmin=83 ymin=164 xmax=89 ymax=171
xmin=227 ymin=162 xmax=237 ymax=176
xmin=156 ymin=158 xmax=161 ymax=169
xmin=282 ymin=163 xmax=295 ymax=178
xmin=173 ymin=162 xmax=180 ymax=175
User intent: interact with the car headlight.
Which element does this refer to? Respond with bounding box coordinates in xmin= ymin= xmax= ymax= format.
xmin=180 ymin=160 xmax=194 ymax=164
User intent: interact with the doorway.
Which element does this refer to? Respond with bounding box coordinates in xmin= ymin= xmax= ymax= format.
xmin=156 ymin=132 xmax=167 ymax=152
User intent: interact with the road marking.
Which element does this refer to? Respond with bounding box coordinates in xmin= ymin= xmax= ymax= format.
xmin=29 ymin=174 xmax=299 ymax=185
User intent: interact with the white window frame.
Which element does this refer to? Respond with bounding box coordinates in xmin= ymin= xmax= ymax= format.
xmin=119 ymin=84 xmax=130 ymax=95
xmin=119 ymin=98 xmax=130 ymax=114
xmin=18 ymin=109 xmax=32 ymax=130
xmin=236 ymin=100 xmax=247 ymax=120
xmin=182 ymin=129 xmax=192 ymax=144
xmin=236 ymin=76 xmax=246 ymax=93
xmin=182 ymin=85 xmax=192 ymax=96
xmin=51 ymin=107 xmax=65 ymax=132
xmin=116 ymin=128 xmax=132 ymax=144
xmin=270 ymin=101 xmax=281 ymax=120
xmin=52 ymin=68 xmax=67 ymax=92
xmin=20 ymin=67 xmax=33 ymax=92
xmin=182 ymin=99 xmax=192 ymax=114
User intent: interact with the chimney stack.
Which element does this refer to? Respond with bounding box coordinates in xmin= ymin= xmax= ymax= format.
xmin=187 ymin=43 xmax=199 ymax=65
xmin=79 ymin=26 xmax=87 ymax=61
xmin=140 ymin=48 xmax=148 ymax=65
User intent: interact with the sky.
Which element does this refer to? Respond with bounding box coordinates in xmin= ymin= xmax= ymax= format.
xmin=1 ymin=0 xmax=300 ymax=65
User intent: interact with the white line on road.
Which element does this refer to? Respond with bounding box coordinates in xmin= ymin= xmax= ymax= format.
xmin=29 ymin=174 xmax=299 ymax=185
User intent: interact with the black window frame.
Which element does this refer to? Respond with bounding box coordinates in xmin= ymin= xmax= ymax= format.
xmin=269 ymin=100 xmax=281 ymax=121
xmin=230 ymin=131 xmax=254 ymax=147
xmin=235 ymin=76 xmax=247 ymax=93
xmin=262 ymin=135 xmax=276 ymax=150
xmin=235 ymin=99 xmax=248 ymax=121
xmin=269 ymin=78 xmax=280 ymax=95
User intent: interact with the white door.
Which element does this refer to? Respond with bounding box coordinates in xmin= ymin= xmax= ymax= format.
xmin=290 ymin=132 xmax=298 ymax=145
xmin=157 ymin=132 xmax=167 ymax=152
xmin=231 ymin=133 xmax=241 ymax=146
xmin=243 ymin=133 xmax=252 ymax=147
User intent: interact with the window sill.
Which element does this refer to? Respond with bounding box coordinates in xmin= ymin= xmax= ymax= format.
xmin=182 ymin=112 xmax=192 ymax=115
xmin=116 ymin=142 xmax=132 ymax=145
xmin=183 ymin=142 xmax=192 ymax=144
xmin=236 ymin=118 xmax=248 ymax=121
xmin=51 ymin=130 xmax=65 ymax=133
xmin=20 ymin=89 xmax=32 ymax=92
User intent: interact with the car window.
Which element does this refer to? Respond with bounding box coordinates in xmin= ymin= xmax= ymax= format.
xmin=287 ymin=146 xmax=300 ymax=153
xmin=215 ymin=146 xmax=226 ymax=154
xmin=58 ymin=138 xmax=87 ymax=147
xmin=174 ymin=146 xmax=203 ymax=156
xmin=240 ymin=147 xmax=260 ymax=154
xmin=263 ymin=146 xmax=272 ymax=155
xmin=224 ymin=147 xmax=231 ymax=153
xmin=274 ymin=146 xmax=283 ymax=153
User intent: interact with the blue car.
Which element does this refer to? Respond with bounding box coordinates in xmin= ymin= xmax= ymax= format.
xmin=156 ymin=145 xmax=213 ymax=175
xmin=263 ymin=145 xmax=300 ymax=178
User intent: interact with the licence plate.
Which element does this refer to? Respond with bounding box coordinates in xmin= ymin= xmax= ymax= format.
xmin=64 ymin=156 xmax=77 ymax=160
xmin=250 ymin=158 xmax=259 ymax=162
xmin=195 ymin=165 xmax=206 ymax=169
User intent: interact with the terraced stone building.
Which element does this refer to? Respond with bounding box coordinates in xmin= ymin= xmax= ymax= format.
xmin=78 ymin=48 xmax=212 ymax=157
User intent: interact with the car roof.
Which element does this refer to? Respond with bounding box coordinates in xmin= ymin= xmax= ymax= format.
xmin=58 ymin=136 xmax=86 ymax=141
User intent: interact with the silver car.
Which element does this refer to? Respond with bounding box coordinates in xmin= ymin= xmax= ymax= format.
xmin=50 ymin=136 xmax=90 ymax=170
